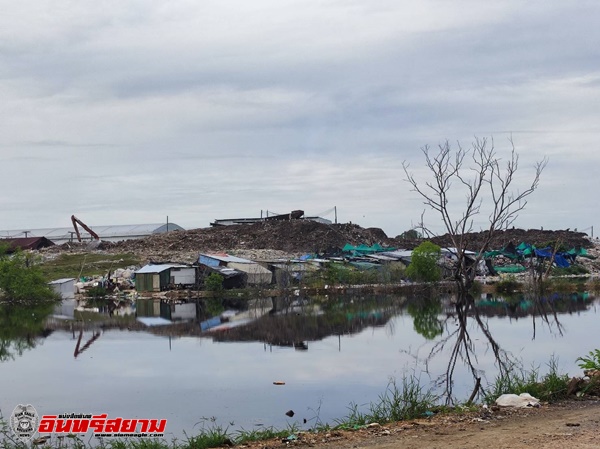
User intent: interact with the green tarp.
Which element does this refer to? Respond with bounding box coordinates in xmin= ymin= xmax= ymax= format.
xmin=342 ymin=243 xmax=396 ymax=254
xmin=495 ymin=265 xmax=527 ymax=274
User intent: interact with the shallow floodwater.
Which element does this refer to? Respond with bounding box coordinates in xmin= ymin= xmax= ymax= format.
xmin=2 ymin=293 xmax=600 ymax=439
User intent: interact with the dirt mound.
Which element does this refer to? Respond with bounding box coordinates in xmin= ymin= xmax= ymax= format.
xmin=94 ymin=223 xmax=592 ymax=263
xmin=101 ymin=221 xmax=396 ymax=260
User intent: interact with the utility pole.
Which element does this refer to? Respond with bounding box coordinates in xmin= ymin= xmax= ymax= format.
xmin=166 ymin=216 xmax=169 ymax=232
xmin=334 ymin=206 xmax=337 ymax=224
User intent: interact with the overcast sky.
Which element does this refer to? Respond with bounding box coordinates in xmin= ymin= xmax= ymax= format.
xmin=1 ymin=1 xmax=599 ymax=238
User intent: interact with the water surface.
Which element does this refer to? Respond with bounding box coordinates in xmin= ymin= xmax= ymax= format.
xmin=2 ymin=293 xmax=599 ymax=439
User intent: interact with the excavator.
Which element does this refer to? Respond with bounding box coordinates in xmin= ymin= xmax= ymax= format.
xmin=71 ymin=215 xmax=100 ymax=242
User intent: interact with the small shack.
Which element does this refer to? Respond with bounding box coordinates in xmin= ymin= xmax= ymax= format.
xmin=49 ymin=278 xmax=77 ymax=317
xmin=265 ymin=261 xmax=316 ymax=286
xmin=198 ymin=253 xmax=272 ymax=285
xmin=201 ymin=265 xmax=247 ymax=289
xmin=49 ymin=278 xmax=76 ymax=300
xmin=135 ymin=264 xmax=196 ymax=292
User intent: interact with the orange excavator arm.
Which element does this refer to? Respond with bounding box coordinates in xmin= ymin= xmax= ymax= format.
xmin=71 ymin=215 xmax=100 ymax=242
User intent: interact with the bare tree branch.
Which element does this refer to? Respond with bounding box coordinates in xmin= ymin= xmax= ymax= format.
xmin=403 ymin=136 xmax=547 ymax=295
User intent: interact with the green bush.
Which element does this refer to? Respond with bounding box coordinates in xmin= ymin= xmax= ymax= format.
xmin=0 ymin=249 xmax=59 ymax=303
xmin=552 ymin=264 xmax=589 ymax=276
xmin=399 ymin=229 xmax=422 ymax=240
xmin=495 ymin=275 xmax=522 ymax=293
xmin=204 ymin=273 xmax=224 ymax=292
xmin=405 ymin=241 xmax=441 ymax=282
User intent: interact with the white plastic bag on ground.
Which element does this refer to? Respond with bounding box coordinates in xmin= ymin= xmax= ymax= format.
xmin=495 ymin=393 xmax=540 ymax=408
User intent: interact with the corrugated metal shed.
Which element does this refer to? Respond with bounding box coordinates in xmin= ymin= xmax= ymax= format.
xmin=135 ymin=264 xmax=189 ymax=292
xmin=198 ymin=254 xmax=273 ymax=285
xmin=48 ymin=278 xmax=76 ymax=300
xmin=228 ymin=262 xmax=272 ymax=285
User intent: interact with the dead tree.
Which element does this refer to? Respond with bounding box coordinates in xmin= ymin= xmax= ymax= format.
xmin=403 ymin=137 xmax=547 ymax=298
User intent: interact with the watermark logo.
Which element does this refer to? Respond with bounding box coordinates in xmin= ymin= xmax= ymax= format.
xmin=39 ymin=414 xmax=166 ymax=438
xmin=10 ymin=404 xmax=39 ymax=442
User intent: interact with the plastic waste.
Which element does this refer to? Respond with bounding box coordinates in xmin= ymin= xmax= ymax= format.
xmin=495 ymin=392 xmax=540 ymax=408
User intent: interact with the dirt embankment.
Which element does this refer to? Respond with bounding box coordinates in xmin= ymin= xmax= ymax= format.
xmin=242 ymin=400 xmax=600 ymax=449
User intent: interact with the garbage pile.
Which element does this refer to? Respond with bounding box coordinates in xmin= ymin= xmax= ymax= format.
xmin=430 ymin=228 xmax=592 ymax=252
xmin=99 ymin=221 xmax=397 ymax=262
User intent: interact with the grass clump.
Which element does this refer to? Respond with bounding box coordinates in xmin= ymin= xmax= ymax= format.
xmin=336 ymin=375 xmax=437 ymax=428
xmin=234 ymin=425 xmax=298 ymax=445
xmin=577 ymin=349 xmax=600 ymax=371
xmin=485 ymin=356 xmax=570 ymax=404
xmin=107 ymin=439 xmax=173 ymax=449
xmin=495 ymin=275 xmax=522 ymax=294
xmin=552 ymin=265 xmax=589 ymax=276
xmin=39 ymin=253 xmax=140 ymax=280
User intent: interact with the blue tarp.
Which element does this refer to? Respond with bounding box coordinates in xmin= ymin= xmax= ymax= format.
xmin=534 ymin=248 xmax=570 ymax=268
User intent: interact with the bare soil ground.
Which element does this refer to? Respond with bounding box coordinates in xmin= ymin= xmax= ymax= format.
xmin=241 ymin=400 xmax=600 ymax=449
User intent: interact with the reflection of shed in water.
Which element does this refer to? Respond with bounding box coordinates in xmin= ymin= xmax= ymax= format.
xmin=210 ymin=306 xmax=392 ymax=349
xmin=136 ymin=298 xmax=197 ymax=322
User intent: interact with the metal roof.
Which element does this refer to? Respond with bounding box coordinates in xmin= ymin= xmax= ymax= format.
xmin=48 ymin=278 xmax=76 ymax=284
xmin=0 ymin=223 xmax=185 ymax=243
xmin=135 ymin=264 xmax=188 ymax=274
xmin=137 ymin=317 xmax=172 ymax=326
xmin=380 ymin=250 xmax=413 ymax=259
xmin=0 ymin=237 xmax=55 ymax=251
xmin=199 ymin=253 xmax=254 ymax=264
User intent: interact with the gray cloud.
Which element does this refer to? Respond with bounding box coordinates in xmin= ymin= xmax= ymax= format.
xmin=0 ymin=1 xmax=599 ymax=237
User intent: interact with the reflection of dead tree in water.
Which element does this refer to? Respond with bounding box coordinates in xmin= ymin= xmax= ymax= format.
xmin=526 ymin=242 xmax=565 ymax=339
xmin=426 ymin=295 xmax=512 ymax=404
xmin=427 ymin=291 xmax=565 ymax=404
xmin=73 ymin=327 xmax=101 ymax=358
xmin=529 ymin=292 xmax=564 ymax=340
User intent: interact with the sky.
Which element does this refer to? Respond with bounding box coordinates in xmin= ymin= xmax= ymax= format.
xmin=1 ymin=1 xmax=599 ymax=238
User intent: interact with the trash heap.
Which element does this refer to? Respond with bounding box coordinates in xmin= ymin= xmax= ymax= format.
xmin=483 ymin=241 xmax=597 ymax=275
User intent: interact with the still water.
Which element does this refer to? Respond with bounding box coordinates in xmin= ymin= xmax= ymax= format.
xmin=2 ymin=292 xmax=599 ymax=439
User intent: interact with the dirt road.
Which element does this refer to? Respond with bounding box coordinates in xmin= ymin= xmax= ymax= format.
xmin=246 ymin=400 xmax=600 ymax=449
